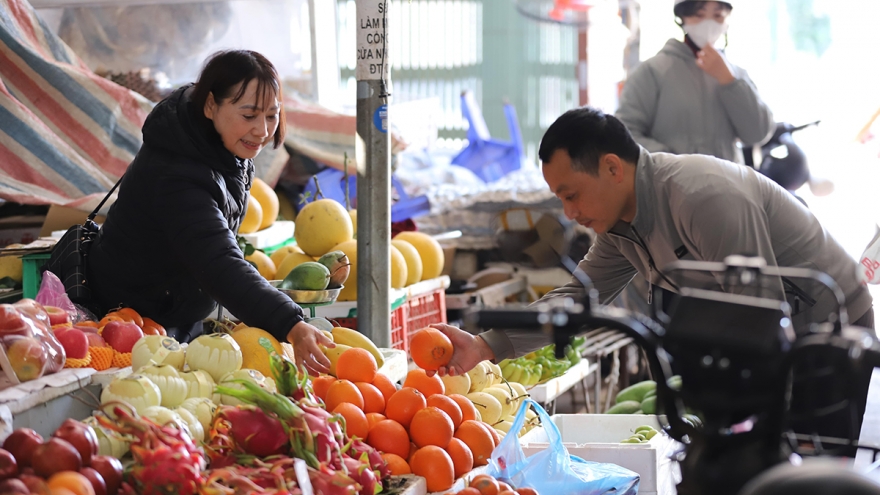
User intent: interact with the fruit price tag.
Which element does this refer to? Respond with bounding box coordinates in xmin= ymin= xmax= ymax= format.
xmin=149 ymin=338 xmax=179 ymax=366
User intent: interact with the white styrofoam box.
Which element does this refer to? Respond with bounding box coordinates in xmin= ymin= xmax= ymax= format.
xmin=519 ymin=414 xmax=679 ymax=495
xmin=240 ymin=220 xmax=295 ymax=249
xmin=528 ymin=359 xmax=596 ymax=404
xmin=378 ymin=348 xmax=408 ymax=384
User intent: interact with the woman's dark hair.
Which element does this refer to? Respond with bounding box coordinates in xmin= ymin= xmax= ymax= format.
xmin=674 ymin=1 xmax=733 ymax=20
xmin=538 ymin=106 xmax=641 ymax=175
xmin=191 ymin=50 xmax=286 ymax=149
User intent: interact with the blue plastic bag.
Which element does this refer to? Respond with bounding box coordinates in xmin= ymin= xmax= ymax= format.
xmin=487 ymin=399 xmax=641 ymax=495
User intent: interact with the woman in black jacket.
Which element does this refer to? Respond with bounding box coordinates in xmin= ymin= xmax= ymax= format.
xmin=88 ymin=50 xmax=333 ymax=374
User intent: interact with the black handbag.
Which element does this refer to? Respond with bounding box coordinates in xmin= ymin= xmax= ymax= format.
xmin=43 ymin=177 xmax=123 ymax=306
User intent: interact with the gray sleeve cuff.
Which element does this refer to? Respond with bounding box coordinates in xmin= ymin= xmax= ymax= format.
xmin=478 ymin=329 xmax=515 ymax=362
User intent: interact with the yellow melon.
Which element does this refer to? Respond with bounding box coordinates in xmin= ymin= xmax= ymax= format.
xmin=231 ymin=326 xmax=284 ymax=378
xmin=331 ymin=239 xmax=358 ymax=301
xmin=349 ymin=209 xmax=357 ymax=239
xmin=276 ymin=252 xmax=318 ymax=280
xmin=391 ymin=239 xmax=423 ymax=286
xmin=250 ymin=178 xmax=280 ymax=231
xmin=239 ymin=195 xmax=263 ymax=234
xmin=393 ymin=231 xmax=444 ymax=280
xmin=295 ymin=199 xmax=353 ymax=257
xmin=269 ymin=245 xmax=305 ymax=268
xmin=245 ymin=250 xmax=276 ymax=280
xmin=390 ymin=244 xmax=408 ymax=289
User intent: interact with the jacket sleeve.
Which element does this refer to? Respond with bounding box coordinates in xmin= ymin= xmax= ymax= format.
xmin=679 ymin=190 xmax=785 ymax=299
xmin=479 ymin=235 xmax=636 ymax=361
xmin=615 ymin=63 xmax=671 ymax=153
xmin=153 ymin=173 xmax=304 ymax=341
xmin=717 ymin=67 xmax=775 ymax=146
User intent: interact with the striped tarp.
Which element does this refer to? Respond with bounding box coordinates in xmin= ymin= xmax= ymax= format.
xmin=0 ymin=0 xmax=150 ymax=212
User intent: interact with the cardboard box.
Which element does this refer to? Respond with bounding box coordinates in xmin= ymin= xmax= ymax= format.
xmin=39 ymin=205 xmax=105 ymax=238
xmin=519 ymin=414 xmax=680 ymax=495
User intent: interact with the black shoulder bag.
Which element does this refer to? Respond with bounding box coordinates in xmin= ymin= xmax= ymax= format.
xmin=44 ymin=177 xmax=123 ymax=307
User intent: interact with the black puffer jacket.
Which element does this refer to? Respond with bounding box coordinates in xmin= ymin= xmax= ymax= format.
xmin=88 ymin=85 xmax=304 ymax=340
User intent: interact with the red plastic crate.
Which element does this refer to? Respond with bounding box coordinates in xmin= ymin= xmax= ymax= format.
xmin=406 ymin=288 xmax=447 ymax=348
xmin=330 ymin=304 xmax=409 ymax=352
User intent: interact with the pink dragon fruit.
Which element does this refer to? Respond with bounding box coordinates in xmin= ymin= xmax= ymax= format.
xmin=342 ymin=456 xmax=380 ymax=495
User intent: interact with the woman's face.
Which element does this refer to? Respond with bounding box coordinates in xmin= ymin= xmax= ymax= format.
xmin=204 ymin=79 xmax=280 ymax=160
xmin=682 ymin=1 xmax=731 ymax=26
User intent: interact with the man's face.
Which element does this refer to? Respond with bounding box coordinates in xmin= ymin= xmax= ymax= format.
xmin=542 ymin=149 xmax=630 ymax=235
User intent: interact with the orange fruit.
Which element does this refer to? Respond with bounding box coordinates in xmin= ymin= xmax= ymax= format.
xmin=366 ymin=419 xmax=410 ymax=459
xmin=142 ymin=317 xmax=165 ymax=334
xmin=427 ymin=394 xmax=463 ymax=430
xmin=449 ymin=394 xmax=479 ymax=422
xmin=446 ymin=437 xmax=474 ymax=478
xmin=142 ymin=326 xmax=166 ymax=336
xmin=333 ymin=402 xmax=370 ymax=439
xmin=477 ymin=421 xmax=501 ymax=447
xmin=410 ymin=445 xmax=455 ymax=492
xmin=366 ymin=412 xmax=386 ymax=429
xmin=498 ymin=482 xmax=514 ymax=492
xmin=385 ymin=387 xmax=426 ymax=428
xmin=372 ymin=373 xmax=398 ymax=403
xmin=499 ymin=491 xmax=517 ymax=495
xmin=77 ymin=321 xmax=98 ymax=328
xmin=408 ymin=441 xmax=418 ymax=460
xmin=515 ymin=488 xmax=538 ymax=495
xmin=455 ymin=420 xmax=495 ymax=466
xmin=312 ymin=375 xmax=337 ymax=403
xmin=336 ymin=348 xmax=378 ymax=383
xmin=47 ymin=471 xmax=96 ymax=495
xmin=403 ymin=369 xmax=445 ymax=397
xmin=325 ymin=379 xmax=364 ymax=412
xmin=98 ymin=314 xmax=124 ymax=329
xmin=470 ymin=474 xmax=500 ymax=495
xmin=354 ymin=382 xmax=385 ymax=414
xmin=459 ymin=489 xmax=482 ymax=495
xmin=380 ymin=453 xmax=411 ymax=475
xmin=410 ymin=406 xmax=454 ymax=448
xmin=410 ymin=327 xmax=454 ymax=370
xmin=115 ymin=307 xmax=144 ymax=327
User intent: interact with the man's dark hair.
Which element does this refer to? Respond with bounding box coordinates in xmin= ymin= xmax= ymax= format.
xmin=538 ymin=106 xmax=641 ymax=175
xmin=674 ymin=1 xmax=732 ymax=19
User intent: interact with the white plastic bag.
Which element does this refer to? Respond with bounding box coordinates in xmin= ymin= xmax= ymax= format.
xmin=857 ymin=227 xmax=880 ymax=284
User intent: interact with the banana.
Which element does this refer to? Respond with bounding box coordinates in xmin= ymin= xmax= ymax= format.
xmin=501 ymin=361 xmax=517 ymax=380
xmin=321 ymin=343 xmax=353 ymax=377
xmin=321 ymin=330 xmax=334 ymax=342
xmin=330 ymin=327 xmax=385 ymax=368
xmin=508 ymin=364 xmax=524 ymax=383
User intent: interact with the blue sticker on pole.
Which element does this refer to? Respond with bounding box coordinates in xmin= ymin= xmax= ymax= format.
xmin=373 ymin=104 xmax=388 ymax=133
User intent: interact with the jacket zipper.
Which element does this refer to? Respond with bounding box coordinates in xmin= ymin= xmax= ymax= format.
xmin=609 ymin=227 xmax=680 ymax=305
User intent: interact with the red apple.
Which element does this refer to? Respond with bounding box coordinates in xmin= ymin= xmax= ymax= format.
xmin=0 ymin=478 xmax=28 ymax=495
xmin=2 ymin=429 xmax=42 ymax=468
xmin=90 ymin=456 xmax=122 ymax=495
xmin=56 ymin=329 xmax=89 ymax=360
xmin=31 ymin=438 xmax=81 ymax=478
xmin=18 ymin=474 xmax=48 ymax=495
xmin=74 ymin=325 xmax=99 ymax=335
xmin=0 ymin=449 xmax=16 ymax=480
xmin=11 ymin=300 xmax=49 ymax=329
xmin=0 ymin=306 xmax=33 ymax=338
xmin=101 ymin=321 xmax=143 ymax=354
xmin=4 ymin=337 xmax=47 ymax=382
xmin=85 ymin=333 xmax=106 ymax=348
xmin=79 ymin=467 xmax=106 ymax=495
xmin=52 ymin=419 xmax=98 ymax=467
xmin=43 ymin=306 xmax=70 ymax=327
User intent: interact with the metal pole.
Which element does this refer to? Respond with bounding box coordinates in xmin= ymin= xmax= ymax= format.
xmin=356 ymin=0 xmax=391 ymax=348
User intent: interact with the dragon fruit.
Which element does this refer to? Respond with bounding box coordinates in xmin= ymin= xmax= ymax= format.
xmin=342 ymin=456 xmax=380 ymax=495
xmin=214 ymin=405 xmax=288 ymax=457
xmin=347 ymin=439 xmax=390 ymax=479
xmin=97 ymin=404 xmax=205 ymax=495
xmin=307 ymin=464 xmax=359 ymax=495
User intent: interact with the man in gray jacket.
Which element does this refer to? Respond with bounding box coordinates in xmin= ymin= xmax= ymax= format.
xmin=431 ymin=107 xmax=873 ymax=372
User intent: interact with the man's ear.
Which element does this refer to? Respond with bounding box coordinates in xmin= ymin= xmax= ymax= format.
xmin=603 ymin=154 xmax=625 ymax=182
xmin=204 ymin=92 xmax=217 ymax=120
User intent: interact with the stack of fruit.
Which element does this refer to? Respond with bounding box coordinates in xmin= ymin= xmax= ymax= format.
xmin=448 ymin=473 xmax=541 ymax=495
xmin=0 ymin=421 xmax=123 ymax=495
xmin=238 ymin=177 xmax=280 ymax=236
xmin=619 ymin=425 xmax=660 ymax=444
xmin=0 ymin=300 xmax=66 ymax=383
xmin=268 ymin=196 xmax=446 ymax=301
xmin=498 ymin=336 xmax=586 ymax=387
xmin=606 ymin=375 xmax=684 ymax=415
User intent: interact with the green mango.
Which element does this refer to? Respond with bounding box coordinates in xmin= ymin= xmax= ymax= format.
xmin=605 ymin=400 xmax=642 ymax=414
xmin=641 ymin=396 xmax=657 ymax=415
xmin=615 ymin=380 xmax=657 ymax=404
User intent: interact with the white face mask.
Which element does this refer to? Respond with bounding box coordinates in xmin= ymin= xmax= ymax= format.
xmin=683 ymin=18 xmax=728 ymax=48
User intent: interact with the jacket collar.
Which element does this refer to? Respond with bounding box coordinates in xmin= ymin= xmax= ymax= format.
xmin=609 ymin=147 xmax=656 ymax=238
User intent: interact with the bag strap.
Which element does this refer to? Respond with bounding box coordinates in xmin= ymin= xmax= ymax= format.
xmin=86 ymin=175 xmax=124 ymax=223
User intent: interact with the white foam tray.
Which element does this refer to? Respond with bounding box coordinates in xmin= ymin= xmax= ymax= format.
xmin=527 ymin=358 xmax=596 ymax=404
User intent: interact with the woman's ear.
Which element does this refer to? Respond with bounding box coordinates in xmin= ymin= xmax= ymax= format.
xmin=204 ymin=92 xmax=217 ymax=120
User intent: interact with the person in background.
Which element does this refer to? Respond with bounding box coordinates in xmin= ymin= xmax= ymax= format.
xmin=87 ymin=50 xmax=333 ymax=374
xmin=615 ymin=0 xmax=774 ymax=165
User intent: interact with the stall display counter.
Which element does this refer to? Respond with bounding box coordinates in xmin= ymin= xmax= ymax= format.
xmin=527 ymin=358 xmax=597 ymax=414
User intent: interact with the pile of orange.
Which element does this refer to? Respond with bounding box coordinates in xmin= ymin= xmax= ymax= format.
xmin=312 ymin=347 xmax=504 ymax=493
xmin=57 ymin=307 xmax=165 ymax=371
xmin=97 ymin=307 xmax=166 ymax=336
xmin=447 ymin=473 xmax=540 ymax=495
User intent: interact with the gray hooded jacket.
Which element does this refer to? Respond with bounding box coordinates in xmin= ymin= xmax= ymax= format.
xmin=479 ymin=150 xmax=873 ymax=359
xmin=615 ymin=39 xmax=775 ymax=163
